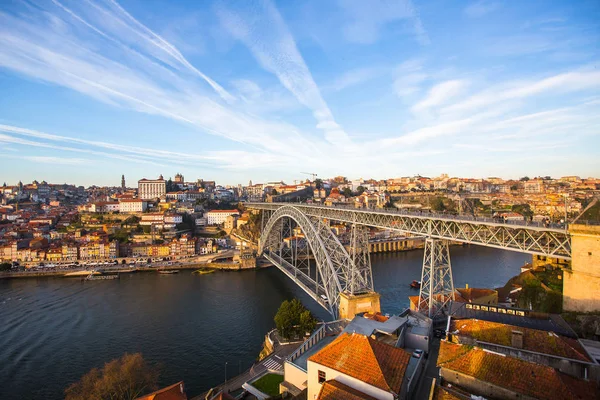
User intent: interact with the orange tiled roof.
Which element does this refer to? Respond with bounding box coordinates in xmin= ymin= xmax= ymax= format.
xmin=134 ymin=381 xmax=187 ymax=400
xmin=308 ymin=333 xmax=411 ymax=394
xmin=437 ymin=341 xmax=598 ymax=400
xmin=433 ymin=386 xmax=464 ymax=400
xmin=317 ymin=380 xmax=377 ymax=400
xmin=449 ymin=319 xmax=591 ymax=362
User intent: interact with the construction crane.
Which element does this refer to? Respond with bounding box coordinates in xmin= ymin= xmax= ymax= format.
xmin=301 ymin=172 xmax=318 ymax=181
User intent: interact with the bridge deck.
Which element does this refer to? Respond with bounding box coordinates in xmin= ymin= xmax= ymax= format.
xmin=247 ymin=202 xmax=571 ymax=259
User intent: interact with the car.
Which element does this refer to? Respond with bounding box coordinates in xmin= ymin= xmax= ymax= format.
xmin=412 ymin=349 xmax=424 ymax=359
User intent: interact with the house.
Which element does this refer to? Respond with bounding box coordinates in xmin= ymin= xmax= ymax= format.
xmin=437 ymin=341 xmax=598 ymax=400
xmin=134 ymin=381 xmax=187 ymax=400
xmin=307 ymin=332 xmax=412 ymax=400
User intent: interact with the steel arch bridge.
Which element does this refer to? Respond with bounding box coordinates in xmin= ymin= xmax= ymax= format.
xmin=259 ymin=205 xmax=373 ymax=316
xmin=248 ymin=202 xmax=573 ymax=318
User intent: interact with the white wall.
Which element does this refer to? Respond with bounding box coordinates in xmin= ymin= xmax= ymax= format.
xmin=283 ymin=362 xmax=308 ymax=392
xmin=306 ymin=360 xmax=394 ymax=400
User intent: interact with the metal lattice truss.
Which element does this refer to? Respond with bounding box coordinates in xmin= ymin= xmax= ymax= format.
xmin=419 ymin=238 xmax=455 ymax=318
xmin=259 ymin=206 xmax=374 ymax=317
xmin=249 ymin=203 xmax=571 ymax=259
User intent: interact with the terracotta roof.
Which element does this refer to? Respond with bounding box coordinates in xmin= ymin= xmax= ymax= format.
xmin=210 ymin=391 xmax=235 ymax=400
xmin=449 ymin=318 xmax=591 ymax=362
xmin=437 ymin=341 xmax=598 ymax=400
xmin=308 ymin=333 xmax=411 ymax=394
xmin=135 ymin=381 xmax=187 ymax=400
xmin=317 ymin=380 xmax=377 ymax=400
xmin=455 ymin=288 xmax=497 ymax=302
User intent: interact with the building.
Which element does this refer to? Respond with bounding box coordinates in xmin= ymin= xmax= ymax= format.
xmin=174 ymin=173 xmax=184 ymax=184
xmin=138 ymin=175 xmax=166 ymax=200
xmin=134 ymin=381 xmax=187 ymax=400
xmin=437 ymin=341 xmax=598 ymax=400
xmin=205 ymin=209 xmax=239 ymax=225
xmin=121 ymin=174 xmax=126 ymax=189
xmin=118 ymin=199 xmax=147 ymax=213
xmin=307 ymin=332 xmax=412 ymax=400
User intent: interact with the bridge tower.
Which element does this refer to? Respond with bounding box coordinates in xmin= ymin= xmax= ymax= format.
xmin=339 ymin=224 xmax=380 ymax=320
xmin=418 ymin=238 xmax=455 ymax=318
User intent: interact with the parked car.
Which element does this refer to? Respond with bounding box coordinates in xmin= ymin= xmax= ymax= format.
xmin=412 ymin=349 xmax=424 ymax=359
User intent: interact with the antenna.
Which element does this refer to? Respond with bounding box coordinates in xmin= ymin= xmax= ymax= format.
xmin=301 ymin=172 xmax=318 ymax=181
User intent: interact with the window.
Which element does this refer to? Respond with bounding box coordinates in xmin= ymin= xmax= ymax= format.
xmin=318 ymin=370 xmax=326 ymax=384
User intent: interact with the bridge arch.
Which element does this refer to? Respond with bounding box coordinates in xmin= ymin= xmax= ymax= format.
xmin=259 ymin=205 xmax=372 ymax=317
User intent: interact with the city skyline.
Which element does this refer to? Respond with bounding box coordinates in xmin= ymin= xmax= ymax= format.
xmin=1 ymin=0 xmax=599 ymax=186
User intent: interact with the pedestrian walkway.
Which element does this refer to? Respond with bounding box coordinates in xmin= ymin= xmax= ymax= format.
xmin=262 ymin=355 xmax=283 ymax=370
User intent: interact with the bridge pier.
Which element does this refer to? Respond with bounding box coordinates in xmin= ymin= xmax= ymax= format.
xmin=339 ymin=291 xmax=381 ymax=320
xmin=418 ymin=238 xmax=455 ymax=318
xmin=564 ymin=224 xmax=600 ymax=312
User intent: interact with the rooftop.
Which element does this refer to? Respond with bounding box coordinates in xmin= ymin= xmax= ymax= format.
xmin=448 ymin=301 xmax=576 ymax=338
xmin=437 ymin=341 xmax=598 ymax=400
xmin=308 ymin=333 xmax=411 ymax=394
xmin=449 ymin=318 xmax=591 ymax=362
xmin=134 ymin=381 xmax=187 ymax=400
xmin=317 ymin=380 xmax=377 ymax=400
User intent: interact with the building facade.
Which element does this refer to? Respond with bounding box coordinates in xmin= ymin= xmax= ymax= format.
xmin=138 ymin=176 xmax=166 ymax=200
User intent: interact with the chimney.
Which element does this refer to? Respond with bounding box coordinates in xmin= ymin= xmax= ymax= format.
xmin=511 ymin=330 xmax=523 ymax=349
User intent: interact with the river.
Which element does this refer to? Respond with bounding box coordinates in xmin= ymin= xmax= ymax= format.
xmin=0 ymin=246 xmax=528 ymax=399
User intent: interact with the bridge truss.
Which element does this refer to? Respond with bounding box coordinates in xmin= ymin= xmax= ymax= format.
xmin=251 ymin=203 xmax=571 ymax=259
xmin=250 ymin=203 xmax=573 ymax=318
xmin=259 ymin=206 xmax=374 ymax=317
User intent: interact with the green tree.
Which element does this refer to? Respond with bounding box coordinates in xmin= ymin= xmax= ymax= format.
xmin=520 ymin=176 xmax=530 ymax=181
xmin=430 ymin=196 xmax=446 ymax=212
xmin=511 ymin=204 xmax=533 ymax=219
xmin=274 ymin=299 xmax=316 ymax=340
xmin=65 ymin=353 xmax=159 ymax=400
xmin=356 ymin=186 xmax=365 ymax=195
xmin=0 ymin=262 xmax=12 ymax=271
xmin=315 ymin=178 xmax=323 ymax=189
xmin=342 ymin=187 xmax=353 ymax=198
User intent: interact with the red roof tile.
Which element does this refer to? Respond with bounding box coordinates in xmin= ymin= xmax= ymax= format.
xmin=317 ymin=380 xmax=377 ymax=400
xmin=308 ymin=333 xmax=411 ymax=394
xmin=437 ymin=341 xmax=598 ymax=400
xmin=135 ymin=381 xmax=187 ymax=400
xmin=449 ymin=319 xmax=591 ymax=362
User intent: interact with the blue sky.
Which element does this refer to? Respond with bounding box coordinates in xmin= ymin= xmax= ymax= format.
xmin=0 ymin=0 xmax=599 ymax=186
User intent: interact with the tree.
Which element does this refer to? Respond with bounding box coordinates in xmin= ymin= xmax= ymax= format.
xmin=520 ymin=176 xmax=530 ymax=181
xmin=315 ymin=178 xmax=323 ymax=189
xmin=342 ymin=187 xmax=353 ymax=198
xmin=430 ymin=196 xmax=446 ymax=212
xmin=271 ymin=189 xmax=278 ymax=195
xmin=166 ymin=178 xmax=175 ymax=192
xmin=0 ymin=262 xmax=12 ymax=271
xmin=356 ymin=186 xmax=365 ymax=195
xmin=274 ymin=299 xmax=317 ymax=340
xmin=65 ymin=353 xmax=159 ymax=400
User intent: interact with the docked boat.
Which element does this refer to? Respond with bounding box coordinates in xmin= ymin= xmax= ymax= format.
xmin=84 ymin=271 xmax=119 ymax=281
xmin=410 ymin=280 xmax=421 ymax=289
xmin=158 ymin=270 xmax=179 ymax=274
xmin=65 ymin=270 xmax=101 ymax=277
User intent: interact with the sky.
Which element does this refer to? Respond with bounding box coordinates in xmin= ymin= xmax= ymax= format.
xmin=0 ymin=0 xmax=599 ymax=187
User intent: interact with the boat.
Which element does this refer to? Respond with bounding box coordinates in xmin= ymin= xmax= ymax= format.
xmin=410 ymin=280 xmax=421 ymax=289
xmin=192 ymin=268 xmax=215 ymax=275
xmin=65 ymin=270 xmax=101 ymax=277
xmin=158 ymin=270 xmax=179 ymax=274
xmin=84 ymin=271 xmax=119 ymax=281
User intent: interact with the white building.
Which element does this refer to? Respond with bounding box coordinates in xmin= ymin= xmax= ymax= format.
xmin=164 ymin=214 xmax=183 ymax=225
xmin=138 ymin=175 xmax=166 ymax=200
xmin=118 ymin=199 xmax=147 ymax=213
xmin=206 ymin=209 xmax=239 ymax=225
xmin=306 ymin=333 xmax=412 ymax=400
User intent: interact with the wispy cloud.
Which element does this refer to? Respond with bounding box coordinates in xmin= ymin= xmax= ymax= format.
xmin=464 ymin=1 xmax=500 ymax=18
xmin=217 ymin=0 xmax=353 ymax=149
xmin=23 ymin=156 xmax=89 ymax=165
xmin=337 ymin=0 xmax=429 ymax=45
xmin=326 ymin=66 xmax=387 ymax=92
xmin=412 ymin=80 xmax=468 ymax=113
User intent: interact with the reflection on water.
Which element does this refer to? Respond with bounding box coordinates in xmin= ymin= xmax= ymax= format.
xmin=0 ymin=246 xmax=528 ymax=399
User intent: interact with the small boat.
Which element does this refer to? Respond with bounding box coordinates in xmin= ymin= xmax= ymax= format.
xmin=84 ymin=271 xmax=119 ymax=281
xmin=158 ymin=270 xmax=179 ymax=274
xmin=193 ymin=268 xmax=215 ymax=275
xmin=410 ymin=280 xmax=421 ymax=289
